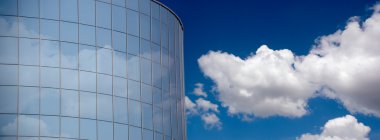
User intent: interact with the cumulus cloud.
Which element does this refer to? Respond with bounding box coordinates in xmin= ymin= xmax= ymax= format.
xmin=201 ymin=113 xmax=222 ymax=130
xmin=185 ymin=96 xmax=198 ymax=115
xmin=196 ymin=98 xmax=219 ymax=113
xmin=198 ymin=4 xmax=380 ymax=118
xmin=297 ymin=115 xmax=371 ymax=140
xmin=193 ymin=83 xmax=208 ymax=97
xmin=185 ymin=96 xmax=222 ymax=130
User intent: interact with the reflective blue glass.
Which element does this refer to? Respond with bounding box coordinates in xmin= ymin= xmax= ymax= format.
xmin=79 ymin=0 xmax=95 ymax=25
xmin=41 ymin=67 xmax=59 ymax=88
xmin=0 ymin=86 xmax=18 ymax=113
xmin=0 ymin=114 xmax=17 ymax=135
xmin=80 ymin=119 xmax=97 ymax=140
xmin=142 ymin=103 xmax=153 ymax=129
xmin=40 ymin=116 xmax=60 ymax=137
xmin=97 ymin=94 xmax=113 ymax=121
xmin=0 ymin=0 xmax=17 ymax=15
xmin=40 ymin=0 xmax=59 ymax=20
xmin=40 ymin=19 xmax=59 ymax=40
xmin=127 ymin=10 xmax=139 ymax=36
xmin=129 ymin=126 xmax=142 ymax=140
xmin=41 ymin=40 xmax=59 ymax=67
xmin=97 ymin=48 xmax=112 ymax=75
xmin=140 ymin=14 xmax=151 ymax=40
xmin=79 ymin=25 xmax=96 ymax=46
xmin=0 ymin=65 xmax=18 ymax=85
xmin=97 ymin=28 xmax=112 ymax=49
xmin=114 ymin=97 xmax=128 ymax=124
xmin=19 ymin=38 xmax=39 ymax=65
xmin=61 ymin=90 xmax=79 ymax=117
xmin=143 ymin=129 xmax=154 ymax=140
xmin=60 ymin=22 xmax=78 ymax=43
xmin=61 ymin=42 xmax=79 ymax=69
xmin=129 ymin=100 xmax=141 ymax=126
xmin=97 ymin=74 xmax=112 ymax=95
xmin=60 ymin=0 xmax=78 ymax=22
xmin=113 ymin=6 xmax=126 ymax=32
xmin=19 ymin=66 xmax=39 ymax=86
xmin=98 ymin=121 xmax=113 ymax=140
xmin=128 ymin=79 xmax=140 ymax=100
xmin=19 ymin=0 xmax=38 ymax=17
xmin=19 ymin=87 xmax=39 ymax=114
xmin=0 ymin=16 xmax=18 ymax=37
xmin=113 ymin=77 xmax=127 ymax=97
xmin=126 ymin=0 xmax=139 ymax=11
xmin=114 ymin=123 xmax=128 ymax=140
xmin=140 ymin=0 xmax=150 ymax=15
xmin=60 ymin=117 xmax=79 ymax=138
xmin=0 ymin=37 xmax=18 ymax=64
xmin=128 ymin=54 xmax=140 ymax=81
xmin=61 ymin=69 xmax=78 ymax=90
xmin=141 ymin=84 xmax=152 ymax=104
xmin=19 ymin=17 xmax=39 ymax=38
xmin=140 ymin=39 xmax=151 ymax=59
xmin=79 ymin=45 xmax=96 ymax=72
xmin=114 ymin=51 xmax=127 ymax=78
xmin=19 ymin=115 xmax=39 ymax=136
xmin=40 ymin=88 xmax=60 ymax=115
xmin=80 ymin=92 xmax=97 ymax=119
xmin=113 ymin=31 xmax=127 ymax=52
xmin=141 ymin=58 xmax=152 ymax=85
xmin=96 ymin=2 xmax=111 ymax=28
xmin=80 ymin=71 xmax=96 ymax=92
xmin=127 ymin=35 xmax=140 ymax=55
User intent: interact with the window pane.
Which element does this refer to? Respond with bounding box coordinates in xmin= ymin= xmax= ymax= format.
xmin=113 ymin=6 xmax=126 ymax=32
xmin=0 ymin=114 xmax=17 ymax=135
xmin=0 ymin=16 xmax=18 ymax=37
xmin=40 ymin=116 xmax=59 ymax=137
xmin=19 ymin=87 xmax=39 ymax=114
xmin=153 ymin=107 xmax=163 ymax=133
xmin=79 ymin=45 xmax=96 ymax=72
xmin=126 ymin=0 xmax=138 ymax=11
xmin=114 ymin=97 xmax=128 ymax=124
xmin=142 ymin=103 xmax=153 ymax=129
xmin=162 ymin=48 xmax=169 ymax=67
xmin=128 ymin=54 xmax=140 ymax=81
xmin=97 ymin=48 xmax=112 ymax=74
xmin=114 ymin=51 xmax=127 ymax=78
xmin=97 ymin=28 xmax=111 ymax=49
xmin=18 ymin=0 xmax=38 ymax=17
xmin=141 ymin=59 xmax=152 ymax=85
xmin=19 ymin=115 xmax=39 ymax=136
xmin=113 ymin=0 xmax=125 ymax=7
xmin=41 ymin=67 xmax=60 ymax=88
xmin=163 ymin=108 xmax=171 ymax=136
xmin=61 ymin=69 xmax=78 ymax=90
xmin=114 ymin=123 xmax=128 ymax=140
xmin=40 ymin=0 xmax=59 ymax=19
xmin=152 ymin=19 xmax=160 ymax=44
xmin=98 ymin=121 xmax=113 ymax=140
xmin=80 ymin=92 xmax=96 ymax=119
xmin=140 ymin=39 xmax=151 ymax=59
xmin=61 ymin=90 xmax=79 ymax=117
xmin=153 ymin=62 xmax=161 ymax=88
xmin=127 ymin=34 xmax=139 ymax=55
xmin=60 ymin=117 xmax=79 ymax=138
xmin=151 ymin=2 xmax=159 ymax=19
xmin=143 ymin=129 xmax=153 ymax=140
xmin=128 ymin=80 xmax=140 ymax=100
xmin=80 ymin=71 xmax=96 ymax=92
xmin=79 ymin=0 xmax=95 ymax=25
xmin=19 ymin=17 xmax=39 ymax=38
xmin=130 ymin=126 xmax=142 ymax=140
xmin=40 ymin=40 xmax=59 ymax=67
xmin=60 ymin=0 xmax=78 ymax=22
xmin=79 ymin=25 xmax=96 ymax=46
xmin=61 ymin=42 xmax=79 ymax=69
xmin=140 ymin=14 xmax=150 ymax=40
xmin=96 ymin=2 xmax=111 ymax=29
xmin=113 ymin=77 xmax=127 ymax=97
xmin=97 ymin=94 xmax=113 ymax=121
xmin=113 ymin=31 xmax=127 ymax=52
xmin=60 ymin=21 xmax=78 ymax=43
xmin=0 ymin=65 xmax=17 ymax=85
xmin=140 ymin=0 xmax=150 ymax=15
xmin=80 ymin=119 xmax=97 ymax=140
xmin=155 ymin=133 xmax=163 ymax=140
xmin=0 ymin=37 xmax=18 ymax=64
xmin=0 ymin=0 xmax=17 ymax=15
xmin=19 ymin=65 xmax=39 ymax=86
xmin=0 ymin=86 xmax=17 ymax=113
xmin=40 ymin=19 xmax=59 ymax=40
xmin=97 ymin=74 xmax=112 ymax=95
xmin=162 ymin=68 xmax=169 ymax=91
xmin=40 ymin=88 xmax=60 ymax=115
xmin=127 ymin=10 xmax=139 ymax=36
xmin=151 ymin=43 xmax=160 ymax=63
xmin=19 ymin=38 xmax=39 ymax=65
xmin=129 ymin=100 xmax=141 ymax=127
xmin=141 ymin=84 xmax=152 ymax=104
xmin=160 ymin=8 xmax=168 ymax=24
xmin=153 ymin=87 xmax=161 ymax=107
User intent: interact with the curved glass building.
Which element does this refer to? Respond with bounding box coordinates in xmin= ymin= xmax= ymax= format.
xmin=0 ymin=0 xmax=185 ymax=140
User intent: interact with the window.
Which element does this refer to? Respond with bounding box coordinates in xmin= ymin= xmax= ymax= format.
xmin=127 ymin=34 xmax=139 ymax=55
xmin=114 ymin=51 xmax=127 ymax=78
xmin=96 ymin=2 xmax=111 ymax=29
xmin=40 ymin=19 xmax=59 ymax=40
xmin=113 ymin=77 xmax=127 ymax=97
xmin=40 ymin=0 xmax=59 ymax=19
xmin=163 ymin=108 xmax=171 ymax=136
xmin=19 ymin=87 xmax=39 ymax=114
xmin=0 ymin=0 xmax=17 ymax=15
xmin=141 ymin=84 xmax=152 ymax=104
xmin=0 ymin=16 xmax=18 ymax=37
xmin=162 ymin=48 xmax=169 ymax=67
xmin=113 ymin=6 xmax=126 ymax=32
xmin=41 ymin=88 xmax=60 ymax=115
xmin=153 ymin=107 xmax=163 ymax=133
xmin=128 ymin=54 xmax=140 ymax=81
xmin=80 ymin=92 xmax=96 ymax=119
xmin=0 ymin=114 xmax=17 ymax=135
xmin=129 ymin=126 xmax=142 ymax=140
xmin=19 ymin=115 xmax=39 ymax=136
xmin=140 ymin=14 xmax=151 ymax=40
xmin=97 ymin=74 xmax=112 ymax=95
xmin=140 ymin=0 xmax=150 ymax=15
xmin=127 ymin=10 xmax=139 ymax=36
xmin=151 ymin=2 xmax=159 ymax=19
xmin=0 ymin=37 xmax=18 ymax=64
xmin=61 ymin=42 xmax=79 ymax=69
xmin=153 ymin=87 xmax=161 ymax=107
xmin=129 ymin=100 xmax=141 ymax=127
xmin=61 ymin=69 xmax=78 ymax=90
xmin=113 ymin=0 xmax=125 ymax=7
xmin=151 ymin=43 xmax=160 ymax=63
xmin=140 ymin=39 xmax=151 ymax=59
xmin=79 ymin=0 xmax=95 ymax=25
xmin=153 ymin=62 xmax=161 ymax=88
xmin=113 ymin=31 xmax=127 ymax=52
xmin=19 ymin=17 xmax=39 ymax=38
xmin=0 ymin=65 xmax=18 ymax=85
xmin=142 ymin=103 xmax=153 ymax=129
xmin=126 ymin=0 xmax=138 ymax=11
xmin=162 ymin=68 xmax=169 ymax=91
xmin=0 ymin=86 xmax=17 ymax=113
xmin=79 ymin=45 xmax=96 ymax=72
xmin=97 ymin=94 xmax=113 ymax=121
xmin=151 ymin=19 xmax=160 ymax=44
xmin=143 ymin=129 xmax=153 ymax=140
xmin=155 ymin=132 xmax=163 ymax=140
xmin=114 ymin=97 xmax=128 ymax=124
xmin=98 ymin=121 xmax=113 ymax=140
xmin=97 ymin=48 xmax=112 ymax=75
xmin=61 ymin=117 xmax=79 ymax=138
xmin=40 ymin=116 xmax=59 ymax=137
xmin=19 ymin=65 xmax=39 ymax=86
xmin=18 ymin=0 xmax=38 ymax=17
xmin=79 ymin=25 xmax=96 ymax=46
xmin=41 ymin=67 xmax=60 ymax=88
xmin=80 ymin=119 xmax=97 ymax=140
xmin=60 ymin=21 xmax=78 ymax=43
xmin=128 ymin=79 xmax=140 ymax=100
xmin=160 ymin=8 xmax=168 ymax=24
xmin=114 ymin=123 xmax=128 ymax=140
xmin=61 ymin=90 xmax=79 ymax=117
xmin=19 ymin=38 xmax=39 ymax=65
xmin=41 ymin=40 xmax=59 ymax=67
xmin=80 ymin=71 xmax=96 ymax=92
xmin=60 ymin=0 xmax=78 ymax=22
xmin=141 ymin=59 xmax=152 ymax=85
xmin=97 ymin=28 xmax=112 ymax=49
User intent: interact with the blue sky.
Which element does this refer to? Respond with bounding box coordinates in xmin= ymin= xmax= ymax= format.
xmin=159 ymin=0 xmax=380 ymax=139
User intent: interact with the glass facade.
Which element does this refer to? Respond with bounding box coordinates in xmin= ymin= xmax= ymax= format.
xmin=0 ymin=0 xmax=186 ymax=140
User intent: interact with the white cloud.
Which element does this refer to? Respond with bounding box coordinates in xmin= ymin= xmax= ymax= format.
xmin=193 ymin=83 xmax=208 ymax=97
xmin=201 ymin=113 xmax=222 ymax=130
xmin=297 ymin=115 xmax=371 ymax=140
xmin=185 ymin=96 xmax=198 ymax=115
xmin=196 ymin=98 xmax=219 ymax=113
xmin=198 ymin=4 xmax=380 ymax=118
